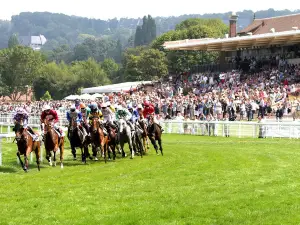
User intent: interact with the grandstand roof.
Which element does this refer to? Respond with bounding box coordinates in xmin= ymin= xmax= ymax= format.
xmin=163 ymin=30 xmax=300 ymax=52
xmin=239 ymin=13 xmax=300 ymax=35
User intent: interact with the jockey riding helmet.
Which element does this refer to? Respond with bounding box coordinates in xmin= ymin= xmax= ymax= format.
xmin=101 ymin=103 xmax=107 ymax=108
xmin=17 ymin=107 xmax=26 ymax=114
xmin=80 ymin=103 xmax=86 ymax=109
xmin=144 ymin=101 xmax=149 ymax=107
xmin=127 ymin=104 xmax=132 ymax=109
xmin=43 ymin=105 xmax=51 ymax=112
xmin=70 ymin=105 xmax=76 ymax=112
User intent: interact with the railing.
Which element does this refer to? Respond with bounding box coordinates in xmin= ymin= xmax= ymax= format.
xmin=1 ymin=115 xmax=300 ymax=139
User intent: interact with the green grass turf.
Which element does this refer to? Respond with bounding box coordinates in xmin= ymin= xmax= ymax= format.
xmin=1 ymin=135 xmax=300 ymax=225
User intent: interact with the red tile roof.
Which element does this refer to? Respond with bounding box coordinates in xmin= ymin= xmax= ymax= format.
xmin=239 ymin=13 xmax=300 ymax=35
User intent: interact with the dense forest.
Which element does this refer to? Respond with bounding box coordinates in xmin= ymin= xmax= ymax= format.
xmin=0 ymin=9 xmax=300 ymax=50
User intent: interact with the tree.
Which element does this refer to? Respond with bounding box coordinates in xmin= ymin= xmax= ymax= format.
xmin=8 ymin=34 xmax=19 ymax=48
xmin=0 ymin=46 xmax=44 ymax=100
xmin=134 ymin=15 xmax=157 ymax=47
xmin=40 ymin=91 xmax=52 ymax=100
xmin=71 ymin=58 xmax=110 ymax=88
xmin=151 ymin=18 xmax=228 ymax=73
xmin=101 ymin=58 xmax=119 ymax=82
xmin=138 ymin=49 xmax=168 ymax=80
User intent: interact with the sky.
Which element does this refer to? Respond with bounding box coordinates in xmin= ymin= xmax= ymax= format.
xmin=0 ymin=0 xmax=299 ymax=20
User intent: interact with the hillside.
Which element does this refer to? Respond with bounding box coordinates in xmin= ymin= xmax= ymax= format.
xmin=0 ymin=8 xmax=300 ymax=50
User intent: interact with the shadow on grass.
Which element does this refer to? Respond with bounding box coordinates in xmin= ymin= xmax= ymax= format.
xmin=0 ymin=167 xmax=18 ymax=173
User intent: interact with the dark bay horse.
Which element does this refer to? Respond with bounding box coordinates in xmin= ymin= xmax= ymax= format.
xmin=89 ymin=117 xmax=108 ymax=163
xmin=106 ymin=122 xmax=118 ymax=160
xmin=15 ymin=122 xmax=41 ymax=172
xmin=43 ymin=119 xmax=65 ymax=168
xmin=148 ymin=115 xmax=163 ymax=156
xmin=68 ymin=118 xmax=89 ymax=163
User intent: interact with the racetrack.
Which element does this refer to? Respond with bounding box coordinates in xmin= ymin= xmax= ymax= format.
xmin=1 ymin=135 xmax=300 ymax=225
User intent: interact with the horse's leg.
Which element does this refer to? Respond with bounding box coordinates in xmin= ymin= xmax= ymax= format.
xmin=17 ymin=151 xmax=25 ymax=171
xmin=46 ymin=150 xmax=52 ymax=166
xmin=60 ymin=140 xmax=64 ymax=169
xmin=53 ymin=151 xmax=56 ymax=167
xmin=81 ymin=147 xmax=86 ymax=164
xmin=112 ymin=143 xmax=116 ymax=160
xmin=149 ymin=136 xmax=159 ymax=155
xmin=35 ymin=142 xmax=41 ymax=171
xmin=129 ymin=136 xmax=134 ymax=159
xmin=158 ymin=138 xmax=163 ymax=156
xmin=120 ymin=141 xmax=126 ymax=158
xmin=71 ymin=144 xmax=76 ymax=160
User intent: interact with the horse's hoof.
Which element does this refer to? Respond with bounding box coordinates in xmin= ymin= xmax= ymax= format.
xmin=94 ymin=157 xmax=98 ymax=161
xmin=73 ymin=157 xmax=77 ymax=161
xmin=60 ymin=164 xmax=64 ymax=169
xmin=89 ymin=156 xmax=93 ymax=160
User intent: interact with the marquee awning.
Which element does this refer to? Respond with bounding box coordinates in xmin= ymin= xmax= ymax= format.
xmin=163 ymin=30 xmax=300 ymax=52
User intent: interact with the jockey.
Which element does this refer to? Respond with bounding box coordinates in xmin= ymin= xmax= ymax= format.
xmin=13 ymin=107 xmax=37 ymax=139
xmin=106 ymin=101 xmax=115 ymax=114
xmin=79 ymin=103 xmax=90 ymax=134
xmin=143 ymin=101 xmax=155 ymax=121
xmin=115 ymin=105 xmax=134 ymax=131
xmin=143 ymin=101 xmax=164 ymax=132
xmin=101 ymin=103 xmax=116 ymax=129
xmin=74 ymin=99 xmax=80 ymax=110
xmin=88 ymin=103 xmax=103 ymax=126
xmin=40 ymin=105 xmax=65 ymax=137
xmin=128 ymin=104 xmax=139 ymax=123
xmin=66 ymin=105 xmax=87 ymax=141
xmin=137 ymin=104 xmax=144 ymax=120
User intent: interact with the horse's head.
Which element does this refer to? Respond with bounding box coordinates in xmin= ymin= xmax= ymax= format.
xmin=91 ymin=117 xmax=99 ymax=133
xmin=15 ymin=123 xmax=25 ymax=142
xmin=118 ymin=118 xmax=126 ymax=133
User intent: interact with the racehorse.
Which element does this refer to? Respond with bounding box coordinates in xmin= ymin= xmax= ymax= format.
xmin=133 ymin=121 xmax=144 ymax=158
xmin=138 ymin=118 xmax=150 ymax=152
xmin=89 ymin=117 xmax=108 ymax=163
xmin=148 ymin=115 xmax=163 ymax=156
xmin=68 ymin=117 xmax=89 ymax=163
xmin=118 ymin=118 xmax=134 ymax=159
xmin=15 ymin=122 xmax=41 ymax=172
xmin=106 ymin=122 xmax=118 ymax=160
xmin=43 ymin=118 xmax=64 ymax=168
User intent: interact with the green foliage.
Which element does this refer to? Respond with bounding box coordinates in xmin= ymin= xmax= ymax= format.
xmin=40 ymin=91 xmax=52 ymax=101
xmin=151 ymin=18 xmax=228 ymax=73
xmin=122 ymin=47 xmax=168 ymax=81
xmin=0 ymin=46 xmax=45 ymax=100
xmin=8 ymin=34 xmax=19 ymax=48
xmin=134 ymin=15 xmax=157 ymax=47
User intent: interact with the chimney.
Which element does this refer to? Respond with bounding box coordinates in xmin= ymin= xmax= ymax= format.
xmin=229 ymin=12 xmax=238 ymax=38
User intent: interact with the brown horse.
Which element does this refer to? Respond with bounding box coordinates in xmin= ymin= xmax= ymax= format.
xmin=138 ymin=118 xmax=150 ymax=153
xmin=43 ymin=119 xmax=64 ymax=168
xmin=15 ymin=122 xmax=41 ymax=172
xmin=89 ymin=117 xmax=108 ymax=163
xmin=148 ymin=115 xmax=163 ymax=156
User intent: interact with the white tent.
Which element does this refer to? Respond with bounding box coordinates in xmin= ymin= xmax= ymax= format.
xmin=64 ymin=95 xmax=80 ymax=100
xmin=81 ymin=81 xmax=152 ymax=94
xmin=79 ymin=93 xmax=95 ymax=100
xmin=92 ymin=93 xmax=103 ymax=98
